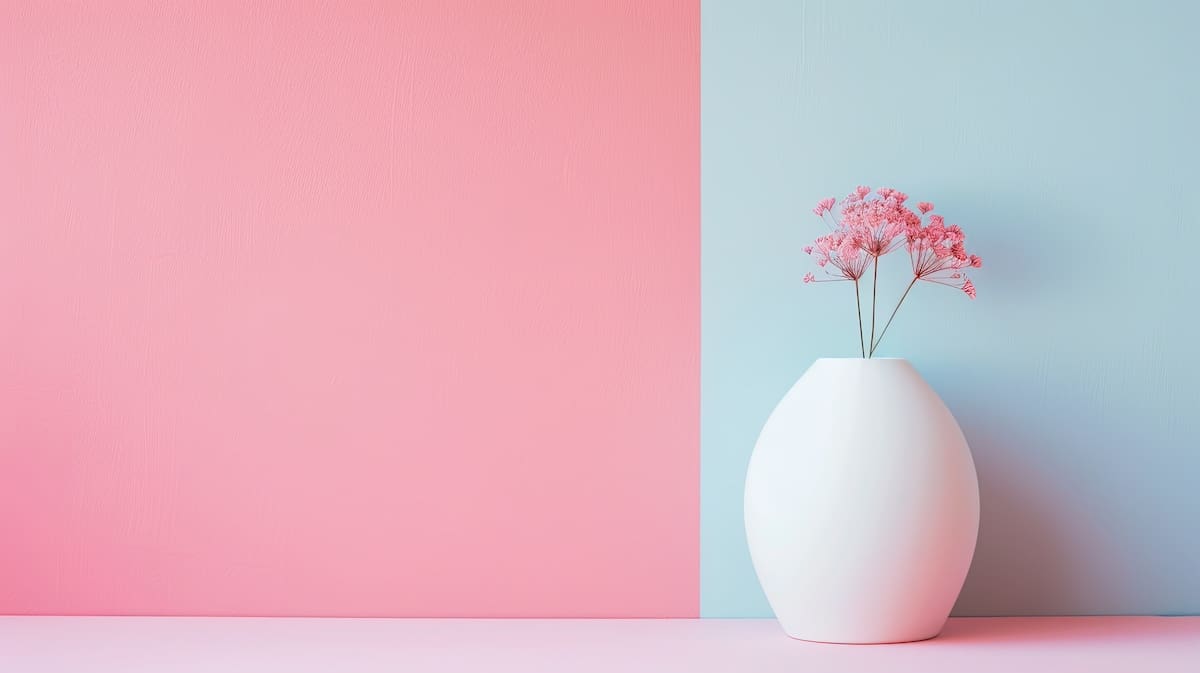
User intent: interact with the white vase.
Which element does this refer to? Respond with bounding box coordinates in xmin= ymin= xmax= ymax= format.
xmin=744 ymin=358 xmax=979 ymax=644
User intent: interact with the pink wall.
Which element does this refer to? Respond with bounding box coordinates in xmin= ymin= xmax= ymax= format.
xmin=0 ymin=1 xmax=698 ymax=616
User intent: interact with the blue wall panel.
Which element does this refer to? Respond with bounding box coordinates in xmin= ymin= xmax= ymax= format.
xmin=701 ymin=0 xmax=1200 ymax=616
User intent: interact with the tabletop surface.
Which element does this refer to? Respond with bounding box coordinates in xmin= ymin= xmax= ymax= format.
xmin=3 ymin=616 xmax=1198 ymax=672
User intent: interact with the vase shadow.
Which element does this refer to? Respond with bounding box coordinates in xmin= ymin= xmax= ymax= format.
xmin=936 ymin=615 xmax=1193 ymax=644
xmin=950 ymin=413 xmax=1090 ymax=617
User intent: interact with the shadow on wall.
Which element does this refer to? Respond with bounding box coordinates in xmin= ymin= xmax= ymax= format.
xmin=934 ymin=191 xmax=1141 ymax=616
xmin=952 ymin=415 xmax=1094 ymax=616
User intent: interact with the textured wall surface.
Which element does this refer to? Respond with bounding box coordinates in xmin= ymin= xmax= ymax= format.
xmin=5 ymin=0 xmax=1198 ymax=620
xmin=0 ymin=1 xmax=699 ymax=616
xmin=702 ymin=0 xmax=1200 ymax=616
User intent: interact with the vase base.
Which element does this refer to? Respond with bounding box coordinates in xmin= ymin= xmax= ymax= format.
xmin=782 ymin=629 xmax=942 ymax=645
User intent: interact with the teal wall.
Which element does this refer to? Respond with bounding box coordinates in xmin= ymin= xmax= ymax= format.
xmin=701 ymin=0 xmax=1200 ymax=616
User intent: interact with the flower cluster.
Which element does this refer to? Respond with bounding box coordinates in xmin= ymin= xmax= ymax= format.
xmin=802 ymin=229 xmax=871 ymax=282
xmin=837 ymin=186 xmax=920 ymax=256
xmin=802 ymin=186 xmax=983 ymax=356
xmin=904 ymin=214 xmax=982 ymax=295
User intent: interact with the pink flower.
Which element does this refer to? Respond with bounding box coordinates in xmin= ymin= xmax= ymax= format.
xmin=905 ymin=209 xmax=982 ymax=297
xmin=835 ymin=190 xmax=920 ymax=257
xmin=804 ymin=229 xmax=871 ymax=281
xmin=838 ymin=239 xmax=857 ymax=258
xmin=801 ymin=185 xmax=983 ymax=355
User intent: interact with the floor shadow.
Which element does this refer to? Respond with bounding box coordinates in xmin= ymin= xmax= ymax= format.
xmin=937 ymin=616 xmax=1197 ymax=644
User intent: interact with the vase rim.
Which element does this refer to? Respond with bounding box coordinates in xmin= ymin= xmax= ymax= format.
xmin=816 ymin=357 xmax=907 ymax=361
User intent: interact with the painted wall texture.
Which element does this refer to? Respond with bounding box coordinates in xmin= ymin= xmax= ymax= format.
xmin=0 ymin=2 xmax=699 ymax=616
xmin=702 ymin=0 xmax=1200 ymax=616
xmin=4 ymin=0 xmax=1198 ymax=620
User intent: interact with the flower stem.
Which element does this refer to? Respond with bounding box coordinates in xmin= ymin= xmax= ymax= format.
xmin=870 ymin=276 xmax=917 ymax=357
xmin=854 ymin=279 xmax=866 ymax=358
xmin=869 ymin=256 xmax=879 ymax=358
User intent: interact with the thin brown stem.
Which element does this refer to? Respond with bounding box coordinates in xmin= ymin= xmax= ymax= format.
xmin=870 ymin=276 xmax=917 ymax=357
xmin=854 ymin=280 xmax=866 ymax=358
xmin=869 ymin=256 xmax=879 ymax=358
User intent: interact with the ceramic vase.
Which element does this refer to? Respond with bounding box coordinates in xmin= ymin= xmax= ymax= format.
xmin=744 ymin=357 xmax=980 ymax=643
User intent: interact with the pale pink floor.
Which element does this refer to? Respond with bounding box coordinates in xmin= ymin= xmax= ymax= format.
xmin=2 ymin=617 xmax=1197 ymax=672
